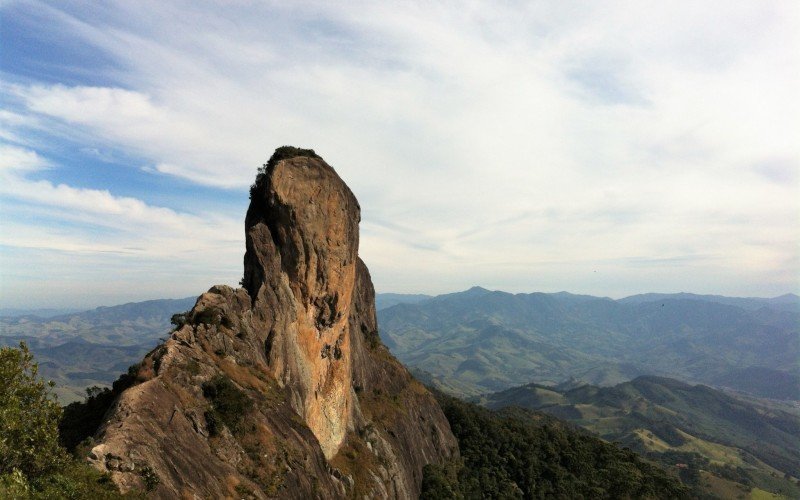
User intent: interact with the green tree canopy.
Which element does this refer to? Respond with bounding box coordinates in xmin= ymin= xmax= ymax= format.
xmin=0 ymin=342 xmax=66 ymax=479
xmin=1 ymin=342 xmax=130 ymax=499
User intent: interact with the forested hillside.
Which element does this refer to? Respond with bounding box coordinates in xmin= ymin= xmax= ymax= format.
xmin=421 ymin=392 xmax=689 ymax=499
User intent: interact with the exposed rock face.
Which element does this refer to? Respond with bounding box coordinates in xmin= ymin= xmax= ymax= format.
xmin=87 ymin=148 xmax=457 ymax=499
xmin=244 ymin=152 xmax=360 ymax=458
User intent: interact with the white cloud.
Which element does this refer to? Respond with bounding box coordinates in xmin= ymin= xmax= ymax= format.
xmin=0 ymin=143 xmax=49 ymax=172
xmin=0 ymin=146 xmax=237 ymax=237
xmin=0 ymin=0 xmax=798 ymax=306
xmin=0 ymin=144 xmax=243 ymax=306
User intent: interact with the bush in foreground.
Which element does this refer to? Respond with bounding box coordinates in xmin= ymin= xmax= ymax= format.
xmin=0 ymin=343 xmax=132 ymax=499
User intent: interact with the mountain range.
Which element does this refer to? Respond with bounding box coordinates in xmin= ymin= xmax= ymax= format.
xmin=378 ymin=287 xmax=800 ymax=400
xmin=3 ymin=287 xmax=797 ymax=404
xmin=0 ymin=297 xmax=196 ymax=402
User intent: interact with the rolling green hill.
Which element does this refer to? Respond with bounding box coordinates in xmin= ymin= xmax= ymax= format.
xmin=476 ymin=376 xmax=800 ymax=498
xmin=378 ymin=287 xmax=800 ymax=399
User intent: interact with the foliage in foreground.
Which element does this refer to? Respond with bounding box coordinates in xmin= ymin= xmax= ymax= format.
xmin=0 ymin=343 xmax=129 ymax=499
xmin=422 ymin=392 xmax=690 ymax=499
xmin=59 ymin=364 xmax=143 ymax=453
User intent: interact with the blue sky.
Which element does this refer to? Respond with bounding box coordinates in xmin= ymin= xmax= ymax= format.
xmin=1 ymin=1 xmax=798 ymax=309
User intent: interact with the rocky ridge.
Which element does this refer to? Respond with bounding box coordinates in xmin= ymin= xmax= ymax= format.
xmin=86 ymin=148 xmax=457 ymax=498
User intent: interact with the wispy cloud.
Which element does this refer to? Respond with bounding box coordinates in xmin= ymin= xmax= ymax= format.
xmin=0 ymin=144 xmax=242 ymax=306
xmin=0 ymin=0 xmax=798 ymax=307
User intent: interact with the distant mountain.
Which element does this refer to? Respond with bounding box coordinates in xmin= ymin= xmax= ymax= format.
xmin=50 ymin=297 xmax=197 ymax=326
xmin=378 ymin=287 xmax=799 ymax=399
xmin=0 ymin=307 xmax=83 ymax=318
xmin=375 ymin=292 xmax=432 ymax=311
xmin=620 ymin=292 xmax=800 ymax=312
xmin=710 ymin=366 xmax=800 ymax=401
xmin=475 ymin=376 xmax=800 ymax=498
xmin=0 ymin=296 xmax=196 ymax=402
xmin=0 ymin=296 xmax=196 ymax=343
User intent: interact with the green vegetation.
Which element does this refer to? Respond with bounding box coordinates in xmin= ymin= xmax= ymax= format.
xmin=191 ymin=306 xmax=231 ymax=328
xmin=1 ymin=343 xmax=64 ymax=479
xmin=170 ymin=311 xmax=188 ymax=329
xmin=58 ymin=363 xmax=141 ymax=452
xmin=186 ymin=358 xmax=201 ymax=375
xmin=421 ymin=392 xmax=689 ymax=499
xmin=262 ymin=146 xmax=320 ymax=172
xmin=0 ymin=343 xmax=128 ymax=498
xmin=138 ymin=466 xmax=159 ymax=492
xmin=202 ymin=374 xmax=253 ymax=435
xmin=249 ymin=146 xmax=321 ymax=198
xmin=479 ymin=376 xmax=800 ymax=498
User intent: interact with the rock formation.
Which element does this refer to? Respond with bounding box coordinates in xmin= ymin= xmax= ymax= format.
xmin=86 ymin=148 xmax=457 ymax=498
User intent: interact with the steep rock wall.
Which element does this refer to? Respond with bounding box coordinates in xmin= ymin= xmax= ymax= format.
xmin=86 ymin=149 xmax=457 ymax=499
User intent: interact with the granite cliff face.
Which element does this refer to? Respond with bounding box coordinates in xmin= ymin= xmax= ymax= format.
xmin=86 ymin=148 xmax=457 ymax=498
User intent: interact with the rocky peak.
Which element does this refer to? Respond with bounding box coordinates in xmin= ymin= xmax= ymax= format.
xmin=245 ymin=147 xmax=359 ymax=328
xmin=243 ymin=148 xmax=362 ymax=458
xmin=85 ymin=148 xmax=457 ymax=498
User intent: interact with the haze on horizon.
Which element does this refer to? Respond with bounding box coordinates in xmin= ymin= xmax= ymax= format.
xmin=1 ymin=1 xmax=798 ymax=309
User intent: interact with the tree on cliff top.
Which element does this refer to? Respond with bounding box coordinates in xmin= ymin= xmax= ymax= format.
xmin=262 ymin=146 xmax=320 ymax=173
xmin=250 ymin=146 xmax=321 ymax=198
